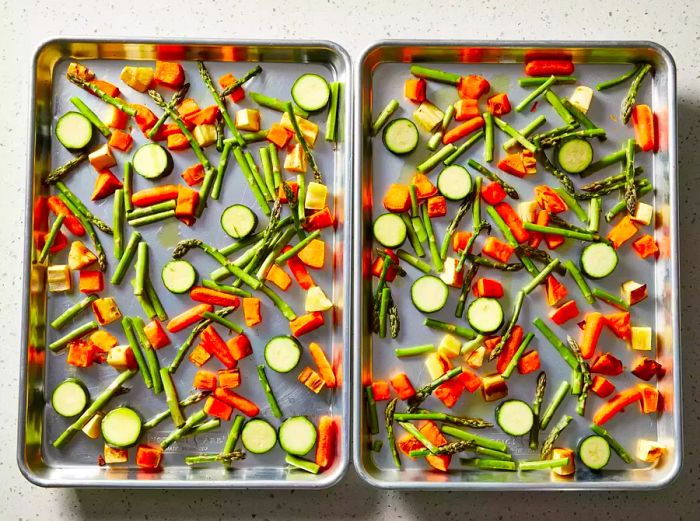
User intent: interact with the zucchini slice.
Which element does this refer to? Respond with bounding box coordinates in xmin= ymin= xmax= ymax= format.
xmin=221 ymin=204 xmax=258 ymax=239
xmin=496 ymin=399 xmax=534 ymax=436
xmin=132 ymin=143 xmax=173 ymax=180
xmin=580 ymin=242 xmax=618 ymax=279
xmin=279 ymin=416 xmax=317 ymax=456
xmin=56 ymin=112 xmax=93 ymax=151
xmin=579 ymin=435 xmax=611 ymax=470
xmin=161 ymin=259 xmax=197 ymax=294
xmin=557 ymin=138 xmax=593 ymax=174
xmin=51 ymin=378 xmax=89 ymax=418
xmin=264 ymin=335 xmax=302 ymax=373
xmin=437 ymin=165 xmax=472 ymax=201
xmin=373 ymin=213 xmax=407 ymax=248
xmin=101 ymin=406 xmax=142 ymax=448
xmin=291 ymin=74 xmax=330 ymax=112
xmin=382 ymin=118 xmax=419 ymax=155
xmin=467 ymin=297 xmax=504 ymax=334
xmin=241 ymin=419 xmax=277 ymax=454
xmin=411 ymin=275 xmax=449 ymax=314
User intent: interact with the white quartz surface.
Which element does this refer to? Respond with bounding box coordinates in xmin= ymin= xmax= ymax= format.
xmin=1 ymin=0 xmax=699 ymax=518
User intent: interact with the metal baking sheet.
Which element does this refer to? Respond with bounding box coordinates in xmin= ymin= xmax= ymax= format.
xmin=352 ymin=41 xmax=680 ymax=490
xmin=19 ymin=38 xmax=352 ymax=488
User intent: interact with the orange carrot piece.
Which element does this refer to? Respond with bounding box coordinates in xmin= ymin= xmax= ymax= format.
xmin=283 ymin=246 xmax=316 ymax=289
xmin=187 ymin=106 xmax=219 ymax=126
xmin=105 ymin=106 xmax=129 ymax=130
xmin=132 ymin=104 xmax=158 ymax=133
xmin=204 ymin=396 xmax=233 ymax=421
xmin=593 ymin=388 xmax=642 ymax=425
xmin=480 ymin=182 xmax=507 ymax=205
xmin=213 ymin=388 xmax=260 ymax=417
xmin=607 ymin=215 xmax=639 ymax=249
xmin=404 ymin=78 xmax=426 ymax=103
xmin=631 ymin=357 xmax=663 ymax=381
xmin=456 ymin=369 xmax=482 ymax=393
xmin=482 ymin=236 xmax=515 ymax=263
xmin=189 ymin=343 xmax=212 ymax=367
xmin=242 ymin=297 xmax=262 ymax=327
xmin=226 ymin=334 xmax=252 ymax=361
xmin=309 ymin=342 xmax=337 ymax=388
xmin=454 ymin=98 xmax=480 ymax=121
xmin=189 ymin=286 xmax=240 ymax=308
xmin=79 ymin=270 xmax=104 ymax=294
xmin=143 ymin=320 xmax=170 ymax=349
xmin=591 ymin=375 xmax=615 ymax=398
xmin=411 ymin=173 xmax=438 ymax=199
xmin=166 ymin=303 xmax=213 ymax=333
xmin=486 ymin=93 xmax=511 ymax=116
xmin=591 ymin=353 xmax=624 ymax=376
xmin=91 ymin=171 xmax=123 ymax=201
xmin=452 ymin=231 xmax=472 ymax=253
xmin=200 ymin=324 xmax=237 ymax=369
xmin=604 ymin=311 xmax=631 ymax=340
xmin=632 ymin=234 xmax=659 ymax=259
xmin=580 ymin=312 xmax=604 ymax=359
xmin=47 ymin=195 xmax=85 ymax=236
xmin=154 ymin=61 xmax=184 ymax=89
xmin=497 ymin=325 xmax=524 ymax=374
xmin=458 ymin=74 xmax=490 ymax=99
xmin=174 ymin=185 xmax=199 ymax=227
xmin=217 ymin=369 xmax=241 ymax=389
xmin=89 ymin=79 xmax=120 ymax=98
xmin=135 ymin=444 xmax=163 ymax=469
xmin=289 ymin=312 xmax=325 ymax=337
xmin=90 ymin=330 xmax=118 ymax=351
xmin=518 ymin=350 xmax=541 ymax=375
xmin=298 ymin=239 xmax=326 ymax=269
xmin=303 ymin=207 xmax=334 ymax=231
xmin=371 ymin=380 xmax=391 ymax=401
xmin=108 ymin=129 xmax=133 ymax=152
xmin=167 ymin=132 xmax=189 ymax=151
xmin=632 ymin=104 xmax=655 ymax=152
xmin=265 ymin=264 xmax=292 ymax=291
xmin=442 ymin=116 xmax=485 ymax=145
xmin=383 ymin=183 xmax=412 ymax=213
xmin=535 ymin=185 xmax=568 ymax=214
xmin=390 ymin=373 xmax=416 ymax=400
xmin=398 ymin=435 xmax=424 ymax=458
xmin=371 ymin=256 xmax=398 ymax=283
xmin=315 ymin=416 xmax=337 ymax=469
xmin=427 ymin=195 xmax=448 ymax=218
xmin=419 ymin=420 xmax=450 ymax=472
xmin=525 ymin=60 xmax=574 ymax=76
xmin=267 ymin=123 xmax=293 ymax=148
xmin=193 ymin=370 xmax=217 ymax=391
xmin=177 ymin=98 xmax=200 ymax=118
xmin=549 ymin=299 xmax=579 ymax=325
xmin=66 ymin=339 xmax=96 ymax=368
xmin=435 ymin=378 xmax=464 ymax=408
xmin=544 ymin=275 xmax=568 ymax=307
xmin=181 ymin=163 xmax=205 ymax=186
xmin=131 ymin=185 xmax=180 ymax=207
xmin=494 ymin=202 xmax=529 ymax=243
xmin=638 ymin=384 xmax=659 ymax=413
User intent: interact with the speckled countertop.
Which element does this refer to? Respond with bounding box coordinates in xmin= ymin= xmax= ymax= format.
xmin=2 ymin=1 xmax=699 ymax=519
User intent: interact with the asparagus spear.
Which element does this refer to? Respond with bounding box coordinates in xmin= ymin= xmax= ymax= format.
xmin=540 ymin=414 xmax=573 ymax=460
xmin=370 ymin=99 xmax=400 ymax=136
xmin=53 ymin=369 xmax=137 ymax=448
xmin=456 ymin=218 xmax=489 ymax=272
xmin=417 ymin=144 xmax=456 ymax=173
xmin=536 ymin=150 xmax=576 ymax=195
xmin=147 ymin=83 xmax=189 ymax=138
xmin=113 ymin=189 xmax=124 ymax=260
xmin=532 ymin=123 xmax=578 ymax=148
xmin=540 ymin=381 xmax=571 ymax=430
xmin=48 ymin=320 xmax=98 ymax=352
xmin=387 ymin=291 xmax=400 ymax=339
xmin=378 ymin=286 xmax=391 ymax=338
xmin=397 ymin=249 xmax=431 ymax=273
xmin=590 ymin=424 xmax=633 ymax=463
xmin=143 ymin=391 xmax=209 ymax=430
xmin=522 ymin=222 xmax=600 ymax=242
xmin=485 ymin=205 xmax=538 ymax=276
xmin=38 ymin=214 xmax=65 ymax=263
xmin=55 ymin=182 xmax=112 ymax=234
xmin=222 ymin=415 xmax=246 ymax=469
xmin=325 ymin=81 xmax=342 ymax=143
xmin=519 ymin=76 xmax=577 ymax=87
xmin=489 ymin=290 xmax=525 ymax=359
xmin=624 ymin=137 xmax=637 ymax=214
xmin=538 ymin=128 xmax=606 ymax=148
xmin=70 ymin=96 xmax=111 ymax=138
xmin=370 ymin=253 xmax=393 ymax=334
xmin=407 ymin=367 xmax=462 ymax=411
xmin=398 ymin=422 xmax=439 ymax=454
xmin=66 ymin=74 xmax=136 ymax=115
xmin=529 ymin=371 xmax=547 ymax=450
xmin=50 ymin=295 xmax=97 ymax=330
xmin=439 ymin=193 xmax=473 ymax=260
xmin=257 ymin=365 xmax=283 ymax=419
xmin=605 ymin=181 xmax=653 ymax=222
xmin=44 ymin=153 xmax=88 ymax=184
xmin=385 ymin=398 xmax=401 ymax=468
xmin=366 ymin=386 xmax=379 ymax=435
xmin=198 ymin=61 xmax=245 ymax=147
xmin=161 ymin=409 xmax=208 ymax=449
xmin=483 ymin=111 xmax=495 ymax=161
xmin=232 ymin=145 xmax=270 ymax=215
xmin=502 ymin=332 xmax=535 ymax=379
xmin=409 ymin=65 xmax=461 ymax=85
xmin=211 ymin=141 xmax=233 ymax=201
xmin=493 ymin=117 xmax=537 ymax=153
xmin=502 ymin=116 xmax=546 ymax=151
xmin=421 ymin=205 xmax=443 ymax=272
xmin=467 ymin=159 xmax=519 ymax=199
xmin=185 ymin=452 xmax=246 ymax=466
xmin=581 ymin=166 xmax=643 ymax=192
xmin=132 ymin=316 xmax=162 ymax=395
xmin=123 ymin=161 xmax=134 ymax=212
xmin=394 ymin=344 xmax=435 ymax=357
xmin=250 ymin=91 xmax=308 ymax=117
xmin=396 ymin=410 xmax=492 ymax=429
xmin=568 ymin=336 xmax=592 ymax=416
xmin=444 ymin=130 xmax=484 ymax=165
xmin=544 ymin=89 xmax=576 ymax=126
xmin=515 ymin=75 xmax=556 ymax=112
xmin=596 ymin=63 xmax=644 ymax=91
xmin=561 ymin=98 xmax=602 ymax=134
xmin=121 ymin=316 xmax=152 ymax=388
xmin=455 ymin=260 xmax=479 ymax=318
xmin=533 ymin=318 xmax=578 ymax=370
xmin=519 ymin=458 xmax=569 ymax=471
xmin=409 ymin=440 xmax=475 ymax=458
xmin=441 ymin=426 xmax=509 ymax=452
xmin=110 ymin=231 xmax=141 ymax=285
xmin=621 ymin=63 xmax=653 ymax=123
xmin=516 ymin=244 xmax=567 ymax=275
xmin=563 ymin=259 xmax=595 ymax=304
xmin=220 ymin=65 xmax=263 ymax=97
xmin=215 ymin=114 xmax=225 ymax=152
xmin=591 ymin=287 xmax=629 ymax=310
xmin=160 ymin=368 xmax=185 ymax=427
xmin=423 ymin=318 xmax=476 ymax=339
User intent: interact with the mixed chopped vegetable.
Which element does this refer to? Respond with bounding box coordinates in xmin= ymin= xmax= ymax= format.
xmin=368 ymin=55 xmax=666 ymax=475
xmin=39 ymin=59 xmax=343 ymax=473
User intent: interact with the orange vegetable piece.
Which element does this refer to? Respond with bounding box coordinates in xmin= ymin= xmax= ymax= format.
xmin=160 ymin=123 xmax=183 ymax=137
xmin=404 ymin=78 xmax=426 ymax=103
xmin=579 ymin=312 xmax=604 ymax=359
xmin=632 ymin=104 xmax=655 ymax=152
xmin=108 ymin=129 xmax=133 ymax=152
xmin=47 ymin=195 xmax=85 ymax=236
xmin=79 ymin=270 xmax=104 ymax=294
xmin=383 ymin=183 xmax=412 ymax=213
xmin=227 ymin=334 xmax=252 ymax=361
xmin=494 ymin=202 xmax=529 ymax=243
xmin=525 ymin=60 xmax=574 ymax=76
xmin=442 ymin=116 xmax=484 ymax=145
xmin=390 ymin=373 xmax=416 ymax=400
xmin=90 ymin=330 xmax=118 ymax=351
xmin=631 ymin=357 xmax=663 ymax=381
xmin=298 ymin=239 xmax=326 ymax=269
xmin=217 ymin=369 xmax=241 ymax=389
xmin=482 ymin=236 xmax=515 ymax=263
xmin=371 ymin=380 xmax=391 ymax=401
xmin=411 ymin=173 xmax=438 ymax=199
xmin=435 ymin=378 xmax=464 ymax=409
xmin=167 ymin=132 xmax=189 ymax=151
xmin=289 ymin=312 xmax=325 ymax=337
xmin=193 ymin=370 xmax=217 ymax=391
xmin=497 ymin=325 xmax=524 ymax=375
xmin=242 ymin=297 xmax=262 ymax=327
xmin=518 ymin=350 xmax=541 ymax=375
xmin=283 ymin=246 xmax=316 ymax=289
xmin=498 ymin=149 xmax=536 ymax=177
xmin=549 ymin=299 xmax=579 ymax=325
xmin=267 ymin=123 xmax=293 ymax=148
xmin=419 ymin=420 xmax=450 ymax=472
xmin=213 ymin=388 xmax=260 ymax=417
xmin=481 ymin=182 xmax=507 ymax=205
xmin=456 ymin=369 xmax=482 ymax=393
xmin=486 ymin=93 xmax=511 ymax=116
xmin=607 ymin=215 xmax=639 ymax=249
xmin=181 ymin=163 xmax=205 ymax=186
xmin=154 ymin=61 xmax=185 ymax=89
xmin=166 ymin=303 xmax=213 ymax=333
xmin=591 ymin=353 xmax=624 ymax=376
xmin=473 ymin=278 xmax=503 ymax=298
xmin=66 ymin=339 xmax=96 ymax=367
xmin=265 ymin=264 xmax=292 ymax=291
xmin=309 ymin=342 xmax=336 ymax=388
xmin=604 ymin=311 xmax=631 ymax=340
xmin=132 ymin=104 xmax=158 ymax=133
xmin=591 ymin=375 xmax=615 ymax=398
xmin=131 ymin=185 xmax=179 ymax=207
xmin=187 ymin=106 xmax=219 ymax=126
xmin=638 ymin=384 xmax=659 ymax=413
xmin=143 ymin=320 xmax=170 ymax=349
xmin=177 ymin=98 xmax=200 ymax=118
xmin=189 ymin=286 xmax=240 ymax=308
xmin=174 ymin=185 xmax=198 ymax=227
xmin=105 ymin=106 xmax=129 ymax=130
xmin=200 ymin=324 xmax=236 ymax=369
xmin=204 ymin=395 xmax=233 ymax=421
xmin=458 ymin=74 xmax=490 ymax=99
xmin=426 ymin=195 xmax=447 ymax=218
xmin=188 ymin=343 xmax=211 ymax=367
xmin=91 ymin=171 xmax=123 ymax=201
xmin=535 ymin=185 xmax=568 ymax=214
xmin=315 ymin=416 xmax=337 ymax=469
xmin=303 ymin=207 xmax=334 ymax=231
xmin=528 ymin=209 xmax=547 ymax=248
xmin=398 ymin=435 xmax=424 ymax=458
xmin=135 ymin=444 xmax=163 ymax=469
xmin=452 ymin=230 xmax=472 ymax=253
xmin=632 ymin=234 xmax=659 ymax=259
xmin=89 ymin=80 xmax=119 ymax=98
xmin=454 ymin=98 xmax=480 ymax=121
xmin=544 ymin=275 xmax=568 ymax=307
xmin=593 ymin=387 xmax=642 ymax=425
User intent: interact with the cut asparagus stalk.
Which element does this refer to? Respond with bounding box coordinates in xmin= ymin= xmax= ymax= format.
xmin=67 ymin=73 xmax=136 ymax=116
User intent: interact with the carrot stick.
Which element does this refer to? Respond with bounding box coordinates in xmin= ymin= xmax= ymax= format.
xmin=309 ymin=342 xmax=336 ymax=388
xmin=315 ymin=416 xmax=336 ymax=469
xmin=442 ymin=116 xmax=484 ymax=145
xmin=131 ymin=185 xmax=180 ymax=207
xmin=580 ymin=312 xmax=604 ymax=359
xmin=166 ymin=303 xmax=213 ymax=333
xmin=213 ymin=388 xmax=260 ymax=417
xmin=631 ymin=104 xmax=655 ymax=152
